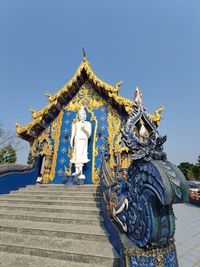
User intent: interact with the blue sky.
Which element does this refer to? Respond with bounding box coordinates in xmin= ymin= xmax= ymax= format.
xmin=0 ymin=0 xmax=199 ymax=164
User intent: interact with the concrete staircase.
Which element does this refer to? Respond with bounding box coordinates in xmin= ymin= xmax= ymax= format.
xmin=0 ymin=184 xmax=120 ymax=267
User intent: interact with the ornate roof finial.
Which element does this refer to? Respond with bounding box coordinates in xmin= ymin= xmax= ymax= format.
xmin=114 ymin=80 xmax=123 ymax=91
xmin=134 ymin=86 xmax=144 ymax=106
xmin=82 ymin=47 xmax=86 ymax=59
xmin=30 ymin=108 xmax=38 ymax=119
xmin=45 ymin=92 xmax=56 ymax=102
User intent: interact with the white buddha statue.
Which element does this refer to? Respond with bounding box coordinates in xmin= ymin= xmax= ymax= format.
xmin=70 ymin=106 xmax=92 ymax=179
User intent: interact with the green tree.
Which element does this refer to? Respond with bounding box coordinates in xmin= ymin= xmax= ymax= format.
xmin=178 ymin=156 xmax=200 ymax=181
xmin=192 ymin=165 xmax=200 ymax=181
xmin=0 ymin=144 xmax=17 ymax=164
xmin=178 ymin=162 xmax=194 ymax=180
xmin=27 ymin=150 xmax=34 ymax=165
xmin=197 ymin=155 xmax=200 ymax=166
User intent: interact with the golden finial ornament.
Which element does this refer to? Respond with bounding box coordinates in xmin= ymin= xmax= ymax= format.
xmin=114 ymin=80 xmax=123 ymax=91
xmin=16 ymin=122 xmax=24 ymax=134
xmin=30 ymin=108 xmax=38 ymax=119
xmin=15 ymin=122 xmax=21 ymax=129
xmin=46 ymin=92 xmax=56 ymax=102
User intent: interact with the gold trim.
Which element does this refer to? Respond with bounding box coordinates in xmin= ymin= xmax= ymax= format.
xmin=147 ymin=105 xmax=164 ymax=126
xmin=87 ymin=109 xmax=99 ymax=185
xmin=124 ymin=242 xmax=176 ymax=267
xmin=64 ymin=82 xmax=107 ymax=112
xmin=16 ymin=58 xmax=163 ymax=140
xmin=49 ymin=111 xmax=64 ymax=181
xmin=107 ymin=105 xmax=121 ymax=168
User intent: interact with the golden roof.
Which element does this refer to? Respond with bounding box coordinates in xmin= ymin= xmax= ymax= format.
xmin=16 ymin=57 xmax=163 ymax=142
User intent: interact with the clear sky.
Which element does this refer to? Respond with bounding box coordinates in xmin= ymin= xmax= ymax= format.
xmin=0 ymin=0 xmax=199 ymax=165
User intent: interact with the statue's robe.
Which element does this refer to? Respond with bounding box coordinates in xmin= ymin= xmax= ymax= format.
xmin=70 ymin=121 xmax=92 ymax=164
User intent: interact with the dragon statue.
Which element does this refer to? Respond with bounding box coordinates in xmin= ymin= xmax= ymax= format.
xmin=100 ymin=94 xmax=189 ymax=266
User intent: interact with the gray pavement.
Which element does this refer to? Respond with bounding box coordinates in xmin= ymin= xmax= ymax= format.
xmin=174 ymin=203 xmax=200 ymax=267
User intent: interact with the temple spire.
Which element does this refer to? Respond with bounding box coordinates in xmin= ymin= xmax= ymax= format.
xmin=82 ymin=47 xmax=86 ymax=59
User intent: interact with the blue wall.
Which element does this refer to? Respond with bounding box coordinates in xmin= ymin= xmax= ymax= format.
xmin=52 ymin=106 xmax=109 ymax=184
xmin=0 ymin=158 xmax=40 ymax=195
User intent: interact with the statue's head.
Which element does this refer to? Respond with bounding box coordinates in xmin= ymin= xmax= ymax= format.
xmin=78 ymin=106 xmax=87 ymax=122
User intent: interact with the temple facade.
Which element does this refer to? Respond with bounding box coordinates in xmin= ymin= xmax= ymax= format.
xmin=16 ymin=55 xmax=163 ymax=184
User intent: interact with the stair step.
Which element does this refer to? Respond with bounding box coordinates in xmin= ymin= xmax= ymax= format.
xmin=0 ymin=252 xmax=108 ymax=267
xmin=0 ymin=199 xmax=101 ymax=207
xmin=0 ymin=232 xmax=120 ymax=266
xmin=6 ymin=194 xmax=100 ymax=201
xmin=0 ymin=219 xmax=109 ymax=242
xmin=28 ymin=184 xmax=99 ymax=188
xmin=0 ymin=210 xmax=103 ymax=226
xmin=10 ymin=191 xmax=101 ymax=196
xmin=24 ymin=185 xmax=100 ymax=192
xmin=0 ymin=203 xmax=101 ymax=215
xmin=0 ymin=185 xmax=120 ymax=266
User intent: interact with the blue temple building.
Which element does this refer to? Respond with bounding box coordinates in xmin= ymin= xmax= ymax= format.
xmin=16 ymin=55 xmax=163 ymax=185
xmin=0 ymin=54 xmax=189 ymax=267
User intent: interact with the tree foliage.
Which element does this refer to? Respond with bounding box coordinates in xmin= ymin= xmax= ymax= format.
xmin=178 ymin=156 xmax=200 ymax=181
xmin=0 ymin=124 xmax=20 ymax=149
xmin=0 ymin=144 xmax=17 ymax=164
xmin=0 ymin=124 xmax=18 ymax=164
xmin=27 ymin=150 xmax=34 ymax=165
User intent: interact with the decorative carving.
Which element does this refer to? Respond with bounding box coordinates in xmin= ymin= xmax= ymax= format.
xmin=107 ymin=105 xmax=121 ymax=168
xmin=88 ymin=109 xmax=99 ymax=185
xmin=46 ymin=92 xmax=56 ymax=102
xmin=100 ymin=102 xmax=189 ymax=250
xmin=114 ymin=80 xmax=123 ymax=91
xmin=49 ymin=111 xmax=64 ymax=180
xmin=65 ymin=83 xmax=107 ymax=111
xmin=30 ymin=108 xmax=39 ymax=119
xmin=124 ymin=242 xmax=177 ymax=267
xmin=15 ymin=122 xmax=25 ymax=134
xmin=148 ymin=104 xmax=164 ymax=126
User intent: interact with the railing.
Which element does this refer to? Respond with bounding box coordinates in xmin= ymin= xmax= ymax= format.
xmin=0 ymin=157 xmax=40 ymax=194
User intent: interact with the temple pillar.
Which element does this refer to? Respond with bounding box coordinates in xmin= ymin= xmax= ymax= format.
xmin=42 ymin=154 xmax=53 ymax=184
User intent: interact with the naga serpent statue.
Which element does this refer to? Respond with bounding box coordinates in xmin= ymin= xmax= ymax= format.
xmin=100 ymin=102 xmax=189 ymax=266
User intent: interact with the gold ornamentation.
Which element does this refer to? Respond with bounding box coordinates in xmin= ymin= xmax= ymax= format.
xmin=94 ymin=168 xmax=100 ymax=184
xmin=147 ymin=105 xmax=164 ymax=126
xmin=65 ymin=147 xmax=73 ymax=176
xmin=15 ymin=122 xmax=25 ymax=135
xmin=49 ymin=111 xmax=64 ymax=181
xmin=107 ymin=105 xmax=121 ymax=168
xmin=124 ymin=241 xmax=176 ymax=267
xmin=65 ymin=83 xmax=107 ymax=111
xmin=38 ymin=127 xmax=52 ymax=155
xmin=87 ymin=109 xmax=99 ymax=185
xmin=16 ymin=56 xmax=164 ymax=141
xmin=114 ymin=80 xmax=123 ymax=91
xmin=30 ymin=108 xmax=39 ymax=119
xmin=46 ymin=92 xmax=56 ymax=102
xmin=30 ymin=126 xmax=53 ymax=184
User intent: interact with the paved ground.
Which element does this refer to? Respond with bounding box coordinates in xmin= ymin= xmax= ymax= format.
xmin=173 ymin=203 xmax=200 ymax=267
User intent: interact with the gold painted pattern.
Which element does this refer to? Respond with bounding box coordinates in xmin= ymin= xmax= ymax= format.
xmin=87 ymin=109 xmax=99 ymax=185
xmin=124 ymin=242 xmax=176 ymax=267
xmin=107 ymin=105 xmax=121 ymax=168
xmin=65 ymin=82 xmax=107 ymax=111
xmin=16 ymin=58 xmax=163 ymax=139
xmin=49 ymin=111 xmax=64 ymax=181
